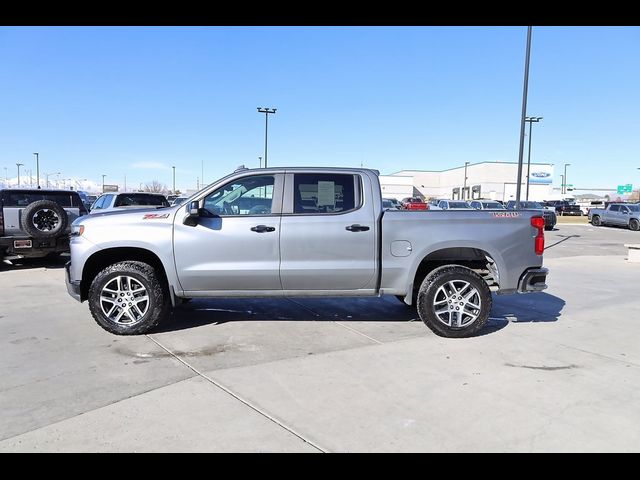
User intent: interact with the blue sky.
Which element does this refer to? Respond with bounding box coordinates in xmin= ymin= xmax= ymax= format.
xmin=0 ymin=26 xmax=638 ymax=192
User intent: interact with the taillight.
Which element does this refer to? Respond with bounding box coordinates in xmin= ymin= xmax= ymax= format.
xmin=531 ymin=216 xmax=545 ymax=255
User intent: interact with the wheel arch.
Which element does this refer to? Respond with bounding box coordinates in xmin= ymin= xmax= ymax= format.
xmin=81 ymin=247 xmax=170 ymax=302
xmin=405 ymin=246 xmax=501 ymax=305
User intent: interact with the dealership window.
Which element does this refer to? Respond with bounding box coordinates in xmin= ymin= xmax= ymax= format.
xmin=472 ymin=185 xmax=481 ymax=199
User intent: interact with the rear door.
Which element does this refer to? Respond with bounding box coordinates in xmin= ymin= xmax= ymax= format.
xmin=606 ymin=204 xmax=621 ymax=224
xmin=279 ymin=172 xmax=376 ymax=291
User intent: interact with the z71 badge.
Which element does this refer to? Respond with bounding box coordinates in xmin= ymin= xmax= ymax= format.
xmin=492 ymin=212 xmax=521 ymax=218
xmin=143 ymin=213 xmax=170 ymax=220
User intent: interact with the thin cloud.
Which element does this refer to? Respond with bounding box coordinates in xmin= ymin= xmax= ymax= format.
xmin=131 ymin=161 xmax=172 ymax=170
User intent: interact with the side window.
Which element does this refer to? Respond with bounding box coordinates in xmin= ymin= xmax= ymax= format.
xmin=203 ymin=175 xmax=274 ymax=216
xmin=93 ymin=195 xmax=108 ymax=210
xmin=610 ymin=205 xmax=620 ymax=212
xmin=293 ymin=174 xmax=356 ymax=214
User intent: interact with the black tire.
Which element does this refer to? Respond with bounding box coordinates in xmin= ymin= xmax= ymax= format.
xmin=545 ymin=225 xmax=554 ymax=231
xmin=88 ymin=261 xmax=170 ymax=335
xmin=630 ymin=218 xmax=640 ymax=232
xmin=591 ymin=215 xmax=602 ymax=226
xmin=20 ymin=200 xmax=68 ymax=239
xmin=416 ymin=265 xmax=492 ymax=338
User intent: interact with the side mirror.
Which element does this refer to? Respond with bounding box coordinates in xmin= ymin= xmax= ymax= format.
xmin=189 ymin=200 xmax=200 ymax=216
xmin=183 ymin=200 xmax=200 ymax=227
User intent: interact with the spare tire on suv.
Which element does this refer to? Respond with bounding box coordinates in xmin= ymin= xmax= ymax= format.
xmin=20 ymin=200 xmax=69 ymax=239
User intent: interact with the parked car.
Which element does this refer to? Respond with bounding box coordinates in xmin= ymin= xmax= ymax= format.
xmin=89 ymin=192 xmax=170 ymax=214
xmin=400 ymin=197 xmax=428 ymax=210
xmin=433 ymin=200 xmax=473 ymax=210
xmin=382 ymin=198 xmax=402 ymax=209
xmin=0 ymin=188 xmax=88 ymax=259
xmin=543 ymin=200 xmax=582 ymax=216
xmin=469 ymin=200 xmax=506 ymax=210
xmin=66 ymin=167 xmax=548 ymax=339
xmin=171 ymin=195 xmax=190 ymax=206
xmin=588 ymin=203 xmax=640 ymax=231
xmin=506 ymin=200 xmax=557 ymax=231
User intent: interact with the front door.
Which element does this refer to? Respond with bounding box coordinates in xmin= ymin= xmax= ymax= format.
xmin=279 ymin=172 xmax=377 ymax=291
xmin=174 ymin=173 xmax=283 ymax=293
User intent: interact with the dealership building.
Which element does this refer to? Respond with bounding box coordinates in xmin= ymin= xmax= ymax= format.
xmin=379 ymin=161 xmax=555 ymax=202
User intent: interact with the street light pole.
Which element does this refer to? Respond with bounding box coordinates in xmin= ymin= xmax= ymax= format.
xmin=45 ymin=172 xmax=60 ymax=188
xmin=102 ymin=174 xmax=106 ymax=193
xmin=563 ymin=163 xmax=571 ymax=195
xmin=463 ymin=162 xmax=470 ymax=200
xmin=172 ymin=166 xmax=176 ymax=193
xmin=515 ymin=26 xmax=533 ymax=209
xmin=524 ymin=116 xmax=543 ymax=200
xmin=258 ymin=156 xmax=262 ymax=169
xmin=16 ymin=163 xmax=24 ymax=187
xmin=33 ymin=152 xmax=40 ymax=189
xmin=257 ymin=107 xmax=277 ymax=168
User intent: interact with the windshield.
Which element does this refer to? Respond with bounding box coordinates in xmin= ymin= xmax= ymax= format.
xmin=449 ymin=202 xmax=471 ymax=208
xmin=482 ymin=202 xmax=505 ymax=209
xmin=114 ymin=194 xmax=169 ymax=207
xmin=521 ymin=201 xmax=544 ymax=209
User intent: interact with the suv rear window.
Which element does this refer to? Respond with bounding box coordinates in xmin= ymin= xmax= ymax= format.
xmin=113 ymin=194 xmax=169 ymax=207
xmin=2 ymin=191 xmax=82 ymax=207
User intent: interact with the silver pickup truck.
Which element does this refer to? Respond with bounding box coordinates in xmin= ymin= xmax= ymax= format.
xmin=66 ymin=167 xmax=548 ymax=338
xmin=588 ymin=203 xmax=640 ymax=231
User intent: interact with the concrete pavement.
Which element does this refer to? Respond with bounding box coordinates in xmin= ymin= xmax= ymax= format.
xmin=1 ymin=224 xmax=639 ymax=451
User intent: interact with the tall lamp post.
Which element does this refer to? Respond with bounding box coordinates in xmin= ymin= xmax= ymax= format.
xmin=515 ymin=26 xmax=533 ymax=209
xmin=560 ymin=174 xmax=564 ymax=194
xmin=33 ymin=152 xmax=40 ymax=189
xmin=16 ymin=163 xmax=24 ymax=187
xmin=463 ymin=162 xmax=470 ymax=200
xmin=46 ymin=171 xmax=60 ymax=188
xmin=172 ymin=166 xmax=176 ymax=193
xmin=102 ymin=174 xmax=107 ymax=193
xmin=524 ymin=116 xmax=543 ymax=200
xmin=257 ymin=107 xmax=277 ymax=168
xmin=258 ymin=156 xmax=262 ymax=169
xmin=563 ymin=163 xmax=571 ymax=195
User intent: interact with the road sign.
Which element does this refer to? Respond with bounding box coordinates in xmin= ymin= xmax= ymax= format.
xmin=617 ymin=185 xmax=625 ymax=194
xmin=618 ymin=184 xmax=633 ymax=194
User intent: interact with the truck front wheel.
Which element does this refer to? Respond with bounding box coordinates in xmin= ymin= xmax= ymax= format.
xmin=630 ymin=219 xmax=640 ymax=231
xmin=416 ymin=266 xmax=492 ymax=338
xmin=591 ymin=215 xmax=602 ymax=226
xmin=88 ymin=261 xmax=171 ymax=335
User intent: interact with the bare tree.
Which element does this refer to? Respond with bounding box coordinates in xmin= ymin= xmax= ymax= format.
xmin=143 ymin=180 xmax=169 ymax=194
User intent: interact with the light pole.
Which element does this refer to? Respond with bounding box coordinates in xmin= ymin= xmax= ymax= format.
xmin=257 ymin=107 xmax=277 ymax=168
xmin=524 ymin=116 xmax=543 ymax=200
xmin=563 ymin=163 xmax=571 ymax=195
xmin=258 ymin=156 xmax=262 ymax=168
xmin=560 ymin=174 xmax=564 ymax=194
xmin=463 ymin=162 xmax=470 ymax=200
xmin=172 ymin=166 xmax=176 ymax=193
xmin=102 ymin=174 xmax=106 ymax=193
xmin=33 ymin=152 xmax=40 ymax=189
xmin=16 ymin=163 xmax=24 ymax=187
xmin=46 ymin=172 xmax=60 ymax=188
xmin=515 ymin=26 xmax=533 ymax=209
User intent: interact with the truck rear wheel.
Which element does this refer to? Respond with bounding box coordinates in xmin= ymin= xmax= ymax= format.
xmin=88 ymin=261 xmax=170 ymax=335
xmin=416 ymin=266 xmax=492 ymax=338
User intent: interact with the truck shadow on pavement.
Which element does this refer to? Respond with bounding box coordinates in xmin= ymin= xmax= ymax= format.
xmin=490 ymin=292 xmax=565 ymax=324
xmin=156 ymin=293 xmax=564 ymax=336
xmin=1 ymin=255 xmax=68 ymax=271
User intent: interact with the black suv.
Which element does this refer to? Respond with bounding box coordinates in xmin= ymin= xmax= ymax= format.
xmin=543 ymin=200 xmax=582 ymax=216
xmin=505 ymin=200 xmax=557 ymax=231
xmin=0 ymin=189 xmax=88 ymax=259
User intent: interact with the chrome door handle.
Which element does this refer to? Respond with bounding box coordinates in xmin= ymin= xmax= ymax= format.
xmin=251 ymin=225 xmax=276 ymax=233
xmin=345 ymin=224 xmax=370 ymax=232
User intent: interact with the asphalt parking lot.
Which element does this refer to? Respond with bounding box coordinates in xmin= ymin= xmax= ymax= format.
xmin=1 ymin=223 xmax=640 ymax=452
